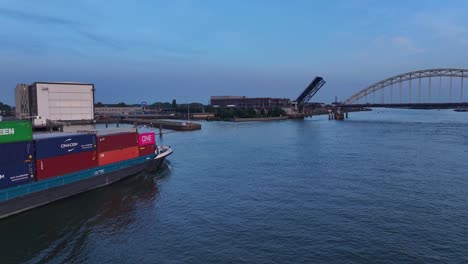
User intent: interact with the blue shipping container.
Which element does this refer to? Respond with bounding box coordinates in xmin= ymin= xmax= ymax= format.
xmin=0 ymin=141 xmax=34 ymax=165
xmin=0 ymin=162 xmax=35 ymax=189
xmin=35 ymin=134 xmax=97 ymax=160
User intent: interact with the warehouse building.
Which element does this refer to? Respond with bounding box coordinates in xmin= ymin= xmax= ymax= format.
xmin=210 ymin=96 xmax=291 ymax=109
xmin=15 ymin=82 xmax=95 ymax=127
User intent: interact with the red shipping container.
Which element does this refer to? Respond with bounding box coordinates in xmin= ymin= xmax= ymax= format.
xmin=139 ymin=145 xmax=156 ymax=157
xmin=36 ymin=151 xmax=98 ymax=181
xmin=97 ymin=132 xmax=138 ymax=152
xmin=98 ymin=146 xmax=139 ymax=166
xmin=138 ymin=132 xmax=156 ymax=146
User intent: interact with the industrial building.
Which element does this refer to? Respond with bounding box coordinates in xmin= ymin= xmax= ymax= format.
xmin=15 ymin=82 xmax=95 ymax=127
xmin=210 ymin=77 xmax=327 ymax=117
xmin=210 ymin=96 xmax=291 ymax=109
xmin=94 ymin=106 xmax=144 ymax=116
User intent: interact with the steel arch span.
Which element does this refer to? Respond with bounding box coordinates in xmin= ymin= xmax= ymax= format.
xmin=343 ymin=68 xmax=468 ymax=105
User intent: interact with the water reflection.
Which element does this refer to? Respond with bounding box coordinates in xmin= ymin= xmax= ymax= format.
xmin=0 ymin=165 xmax=171 ymax=263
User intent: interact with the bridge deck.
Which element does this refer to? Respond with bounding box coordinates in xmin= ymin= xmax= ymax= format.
xmin=341 ymin=102 xmax=468 ymax=108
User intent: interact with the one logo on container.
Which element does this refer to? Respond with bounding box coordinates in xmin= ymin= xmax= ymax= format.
xmin=61 ymin=138 xmax=79 ymax=152
xmin=0 ymin=174 xmax=4 ymax=180
xmin=0 ymin=128 xmax=14 ymax=136
xmin=141 ymin=135 xmax=153 ymax=144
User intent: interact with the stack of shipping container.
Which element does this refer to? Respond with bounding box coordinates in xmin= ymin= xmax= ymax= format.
xmin=0 ymin=121 xmax=157 ymax=190
xmin=97 ymin=131 xmax=139 ymax=166
xmin=34 ymin=133 xmax=98 ymax=180
xmin=138 ymin=132 xmax=156 ymax=156
xmin=0 ymin=121 xmax=35 ymax=189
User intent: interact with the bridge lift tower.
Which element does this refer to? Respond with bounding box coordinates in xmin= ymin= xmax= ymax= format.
xmin=292 ymin=76 xmax=326 ymax=113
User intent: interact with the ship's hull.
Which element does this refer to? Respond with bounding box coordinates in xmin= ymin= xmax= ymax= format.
xmin=0 ymin=149 xmax=171 ymax=219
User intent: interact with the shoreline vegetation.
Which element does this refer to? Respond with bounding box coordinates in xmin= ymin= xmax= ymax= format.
xmin=214 ymin=107 xmax=287 ymax=120
xmin=0 ymin=101 xmax=13 ymax=116
xmin=96 ymin=101 xmax=289 ymax=121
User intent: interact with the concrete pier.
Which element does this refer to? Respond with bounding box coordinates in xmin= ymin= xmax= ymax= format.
xmin=123 ymin=119 xmax=201 ymax=131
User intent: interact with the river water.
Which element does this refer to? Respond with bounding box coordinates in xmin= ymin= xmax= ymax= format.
xmin=1 ymin=109 xmax=468 ymax=263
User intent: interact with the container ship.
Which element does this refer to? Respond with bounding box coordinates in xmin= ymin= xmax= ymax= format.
xmin=0 ymin=120 xmax=172 ymax=219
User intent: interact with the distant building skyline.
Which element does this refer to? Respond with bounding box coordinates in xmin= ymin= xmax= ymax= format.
xmin=1 ymin=0 xmax=468 ymax=105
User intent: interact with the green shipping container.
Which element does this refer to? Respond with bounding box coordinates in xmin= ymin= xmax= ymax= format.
xmin=0 ymin=120 xmax=33 ymax=144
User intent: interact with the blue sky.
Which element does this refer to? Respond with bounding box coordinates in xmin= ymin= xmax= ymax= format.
xmin=1 ymin=0 xmax=468 ymax=104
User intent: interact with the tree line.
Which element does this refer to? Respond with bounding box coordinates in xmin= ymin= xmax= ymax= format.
xmin=0 ymin=101 xmax=13 ymax=116
xmin=93 ymin=99 xmax=287 ymax=119
xmin=95 ymin=99 xmax=214 ymax=113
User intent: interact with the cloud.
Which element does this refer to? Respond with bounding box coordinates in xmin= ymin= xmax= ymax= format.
xmin=0 ymin=7 xmax=76 ymax=26
xmin=390 ymin=36 xmax=425 ymax=53
xmin=0 ymin=7 xmax=119 ymax=48
xmin=412 ymin=9 xmax=468 ymax=45
xmin=0 ymin=6 xmax=201 ymax=58
xmin=361 ymin=35 xmax=426 ymax=56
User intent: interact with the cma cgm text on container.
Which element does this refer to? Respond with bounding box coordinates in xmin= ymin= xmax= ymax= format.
xmin=34 ymin=133 xmax=97 ymax=160
xmin=33 ymin=133 xmax=98 ymax=180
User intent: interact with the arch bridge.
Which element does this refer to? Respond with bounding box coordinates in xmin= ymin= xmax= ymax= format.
xmin=340 ymin=68 xmax=468 ymax=108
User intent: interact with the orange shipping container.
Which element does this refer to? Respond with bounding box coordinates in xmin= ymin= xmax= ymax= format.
xmin=98 ymin=146 xmax=139 ymax=166
xmin=139 ymin=145 xmax=156 ymax=157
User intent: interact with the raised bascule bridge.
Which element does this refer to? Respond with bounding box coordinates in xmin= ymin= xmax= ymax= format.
xmin=332 ymin=68 xmax=468 ymax=120
xmin=289 ymin=76 xmax=326 ymax=118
